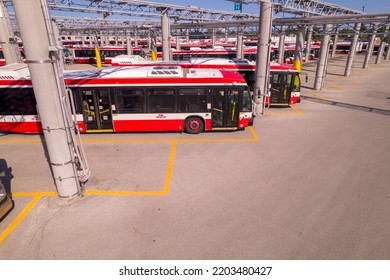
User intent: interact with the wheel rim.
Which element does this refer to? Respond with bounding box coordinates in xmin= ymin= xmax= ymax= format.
xmin=189 ymin=119 xmax=200 ymax=131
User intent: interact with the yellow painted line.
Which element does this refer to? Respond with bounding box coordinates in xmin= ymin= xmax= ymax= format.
xmin=82 ymin=138 xmax=173 ymax=143
xmin=162 ymin=141 xmax=176 ymax=194
xmin=249 ymin=126 xmax=259 ymax=142
xmin=0 ymin=194 xmax=43 ymax=244
xmin=84 ymin=190 xmax=166 ymax=196
xmin=290 ymin=104 xmax=303 ymax=116
xmin=305 ymin=88 xmax=329 ymax=101
xmin=0 ymin=139 xmax=42 ymax=143
xmin=1 ymin=127 xmax=258 ymax=143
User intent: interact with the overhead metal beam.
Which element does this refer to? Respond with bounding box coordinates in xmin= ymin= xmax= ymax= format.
xmin=3 ymin=0 xmax=258 ymax=22
xmin=226 ymin=0 xmax=362 ymax=16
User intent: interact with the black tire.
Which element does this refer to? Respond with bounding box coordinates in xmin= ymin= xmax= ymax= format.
xmin=185 ymin=117 xmax=204 ymax=134
xmin=88 ymin=57 xmax=95 ymax=64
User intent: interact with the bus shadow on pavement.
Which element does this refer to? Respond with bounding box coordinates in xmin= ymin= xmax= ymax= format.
xmin=301 ymin=95 xmax=390 ymax=116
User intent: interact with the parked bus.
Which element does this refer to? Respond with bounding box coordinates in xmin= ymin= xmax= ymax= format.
xmin=0 ymin=63 xmax=253 ymax=134
xmin=65 ymin=45 xmax=145 ymax=64
xmin=111 ymin=56 xmax=301 ymax=106
xmin=162 ymin=47 xmax=265 ymax=62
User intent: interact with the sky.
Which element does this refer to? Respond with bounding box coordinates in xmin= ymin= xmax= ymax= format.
xmin=150 ymin=0 xmax=390 ymax=14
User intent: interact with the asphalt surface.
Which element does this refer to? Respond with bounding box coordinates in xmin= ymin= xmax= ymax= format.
xmin=0 ymin=54 xmax=389 ymax=260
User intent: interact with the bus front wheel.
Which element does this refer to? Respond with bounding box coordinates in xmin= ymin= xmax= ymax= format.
xmin=185 ymin=117 xmax=204 ymax=134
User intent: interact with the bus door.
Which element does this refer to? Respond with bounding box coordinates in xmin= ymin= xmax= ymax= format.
xmin=212 ymin=88 xmax=239 ymax=129
xmin=82 ymin=89 xmax=113 ymax=132
xmin=270 ymin=72 xmax=292 ymax=105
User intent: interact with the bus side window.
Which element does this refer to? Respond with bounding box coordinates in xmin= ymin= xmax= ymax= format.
xmin=178 ymin=88 xmax=207 ymax=113
xmin=242 ymin=89 xmax=252 ymax=112
xmin=148 ymin=88 xmax=176 ymax=113
xmin=115 ymin=88 xmax=145 ymax=113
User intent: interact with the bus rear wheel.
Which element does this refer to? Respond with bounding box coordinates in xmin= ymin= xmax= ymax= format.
xmin=185 ymin=117 xmax=204 ymax=134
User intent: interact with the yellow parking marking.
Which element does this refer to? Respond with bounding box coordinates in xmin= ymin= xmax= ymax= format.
xmin=0 ymin=194 xmax=43 ymax=244
xmin=162 ymin=141 xmax=176 ymax=194
xmin=85 ymin=190 xmax=166 ymax=196
xmin=265 ymin=111 xmax=296 ymax=116
xmin=265 ymin=106 xmax=302 ymax=117
xmin=249 ymin=126 xmax=259 ymax=142
xmin=2 ymin=128 xmax=258 ymax=144
xmin=84 ymin=140 xmax=177 ymax=196
xmin=0 ymin=129 xmax=259 ymax=244
xmin=0 ymin=139 xmax=43 ymax=143
xmin=290 ymin=104 xmax=303 ymax=116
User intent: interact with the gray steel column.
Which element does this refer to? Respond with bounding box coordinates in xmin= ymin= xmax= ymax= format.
xmin=344 ymin=23 xmax=361 ymax=76
xmin=134 ymin=32 xmax=139 ymax=48
xmin=278 ymin=25 xmax=286 ymax=63
xmin=13 ymin=0 xmax=80 ymax=197
xmin=126 ymin=37 xmax=133 ymax=55
xmin=225 ymin=28 xmax=228 ymax=44
xmin=331 ymin=26 xmax=339 ymax=58
xmin=294 ymin=25 xmax=305 ymax=72
xmin=375 ymin=24 xmax=389 ymax=64
xmin=305 ymin=26 xmax=313 ymax=63
xmin=211 ymin=29 xmax=216 ymax=48
xmin=254 ymin=1 xmax=272 ymax=115
xmin=314 ymin=24 xmax=333 ymax=90
xmin=385 ymin=42 xmax=390 ymax=60
xmin=236 ymin=26 xmax=244 ymax=59
xmin=0 ymin=0 xmax=23 ymax=64
xmin=176 ymin=36 xmax=181 ymax=50
xmin=161 ymin=10 xmax=170 ymax=61
xmin=363 ymin=25 xmax=377 ymax=69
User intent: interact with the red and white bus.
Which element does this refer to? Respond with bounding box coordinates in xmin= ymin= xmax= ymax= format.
xmin=161 ymin=47 xmax=262 ymax=62
xmin=112 ymin=57 xmax=301 ymax=106
xmin=0 ymin=63 xmax=253 ymax=134
xmin=65 ymin=45 xmax=146 ymax=64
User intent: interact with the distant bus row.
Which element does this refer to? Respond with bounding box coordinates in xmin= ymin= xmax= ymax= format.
xmin=1 ymin=40 xmax=384 ymax=67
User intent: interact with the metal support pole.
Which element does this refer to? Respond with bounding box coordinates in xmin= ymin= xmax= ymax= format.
xmin=385 ymin=42 xmax=390 ymax=61
xmin=305 ymin=26 xmax=313 ymax=63
xmin=254 ymin=1 xmax=272 ymax=115
xmin=344 ymin=23 xmax=361 ymax=77
xmin=134 ymin=31 xmax=139 ymax=48
xmin=363 ymin=25 xmax=377 ymax=69
xmin=225 ymin=28 xmax=228 ymax=43
xmin=314 ymin=24 xmax=333 ymax=90
xmin=211 ymin=29 xmax=216 ymax=49
xmin=176 ymin=36 xmax=181 ymax=50
xmin=161 ymin=10 xmax=170 ymax=61
xmin=278 ymin=25 xmax=286 ymax=63
xmin=236 ymin=26 xmax=244 ymax=59
xmin=13 ymin=0 xmax=81 ymax=197
xmin=0 ymin=0 xmax=23 ymax=64
xmin=186 ymin=29 xmax=190 ymax=43
xmin=126 ymin=37 xmax=133 ymax=55
xmin=331 ymin=26 xmax=339 ymax=58
xmin=375 ymin=24 xmax=389 ymax=64
xmin=294 ymin=25 xmax=305 ymax=72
